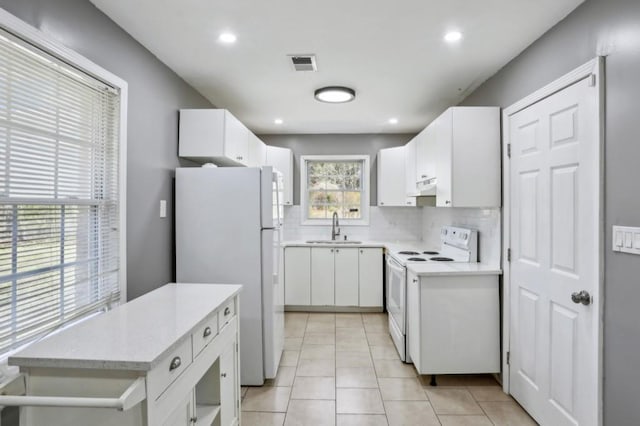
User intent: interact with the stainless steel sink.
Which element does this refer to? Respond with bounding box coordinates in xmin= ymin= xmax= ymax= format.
xmin=305 ymin=240 xmax=363 ymax=245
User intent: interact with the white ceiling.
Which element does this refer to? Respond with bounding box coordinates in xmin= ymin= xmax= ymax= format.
xmin=90 ymin=0 xmax=583 ymax=134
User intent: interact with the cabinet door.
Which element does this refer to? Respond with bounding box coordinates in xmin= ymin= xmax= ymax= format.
xmin=417 ymin=124 xmax=437 ymax=182
xmin=311 ymin=248 xmax=335 ymax=306
xmin=284 ymin=247 xmax=311 ymax=305
xmin=224 ymin=111 xmax=249 ymax=166
xmin=248 ymin=133 xmax=267 ymax=167
xmin=358 ymin=248 xmax=383 ymax=307
xmin=266 ymin=146 xmax=294 ymax=205
xmin=377 ymin=146 xmax=407 ymax=206
xmin=407 ymin=270 xmax=421 ymax=371
xmin=334 ymin=248 xmax=359 ymax=306
xmin=434 ymin=109 xmax=453 ymax=207
xmin=220 ymin=341 xmax=239 ymax=426
xmin=162 ymin=392 xmax=194 ymax=426
xmin=404 ymin=139 xmax=417 ymax=205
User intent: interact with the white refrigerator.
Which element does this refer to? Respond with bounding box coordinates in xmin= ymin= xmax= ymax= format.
xmin=176 ymin=166 xmax=284 ymax=386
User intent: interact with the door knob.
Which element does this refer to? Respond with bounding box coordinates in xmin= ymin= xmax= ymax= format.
xmin=571 ymin=290 xmax=591 ymax=306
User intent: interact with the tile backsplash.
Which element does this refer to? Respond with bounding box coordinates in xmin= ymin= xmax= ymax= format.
xmin=282 ymin=206 xmax=423 ymax=242
xmin=282 ymin=205 xmax=502 ymax=266
xmin=421 ymin=207 xmax=502 ymax=266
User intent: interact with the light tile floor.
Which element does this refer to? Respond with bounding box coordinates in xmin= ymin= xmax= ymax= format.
xmin=241 ymin=312 xmax=538 ymax=426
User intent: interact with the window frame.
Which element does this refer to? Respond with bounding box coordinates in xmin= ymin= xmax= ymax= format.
xmin=0 ymin=10 xmax=128 ymax=307
xmin=300 ymin=155 xmax=370 ymax=226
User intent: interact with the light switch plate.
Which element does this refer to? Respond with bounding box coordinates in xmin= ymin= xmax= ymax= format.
xmin=612 ymin=226 xmax=640 ymax=255
xmin=159 ymin=200 xmax=167 ymax=218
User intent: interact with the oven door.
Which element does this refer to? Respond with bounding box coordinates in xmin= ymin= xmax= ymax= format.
xmin=386 ymin=255 xmax=406 ymax=334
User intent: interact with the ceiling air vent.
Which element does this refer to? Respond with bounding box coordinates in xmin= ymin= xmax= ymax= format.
xmin=289 ymin=55 xmax=317 ymax=72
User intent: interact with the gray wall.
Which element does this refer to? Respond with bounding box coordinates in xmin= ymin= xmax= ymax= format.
xmin=461 ymin=0 xmax=640 ymax=423
xmin=0 ymin=0 xmax=214 ymax=302
xmin=260 ymin=134 xmax=413 ymax=205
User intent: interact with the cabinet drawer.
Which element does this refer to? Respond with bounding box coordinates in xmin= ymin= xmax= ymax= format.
xmin=193 ymin=313 xmax=219 ymax=357
xmin=148 ymin=338 xmax=193 ymax=401
xmin=218 ymin=299 xmax=236 ymax=329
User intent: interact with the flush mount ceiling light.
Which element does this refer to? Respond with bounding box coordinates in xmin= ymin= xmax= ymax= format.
xmin=218 ymin=32 xmax=237 ymax=43
xmin=444 ymin=31 xmax=463 ymax=42
xmin=314 ymin=86 xmax=356 ymax=103
xmin=274 ymin=118 xmax=283 ymax=125
xmin=388 ymin=118 xmax=399 ymax=124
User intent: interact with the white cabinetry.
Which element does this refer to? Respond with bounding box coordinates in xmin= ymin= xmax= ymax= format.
xmin=311 ymin=247 xmax=335 ymax=306
xmin=416 ymin=124 xmax=437 ymax=182
xmin=358 ymin=248 xmax=383 ymax=307
xmin=433 ymin=107 xmax=500 ymax=207
xmin=284 ymin=247 xmax=311 ymax=305
xmin=404 ymin=138 xmax=418 ymax=201
xmin=284 ymin=246 xmax=383 ymax=309
xmin=377 ymin=146 xmax=413 ymax=207
xmin=266 ymin=145 xmax=294 ymax=205
xmin=406 ymin=273 xmax=500 ymax=375
xmin=4 ymin=284 xmax=242 ymax=426
xmin=334 ymin=248 xmax=359 ymax=306
xmin=248 ymin=132 xmax=267 ymax=167
xmin=179 ymin=109 xmax=249 ymax=166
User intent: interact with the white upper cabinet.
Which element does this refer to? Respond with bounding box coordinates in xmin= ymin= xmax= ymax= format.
xmin=415 ymin=124 xmax=437 ymax=183
xmin=265 ymin=145 xmax=294 ymax=206
xmin=377 ymin=146 xmax=413 ymax=207
xmin=179 ymin=109 xmax=249 ymax=166
xmin=248 ymin=132 xmax=267 ymax=167
xmin=434 ymin=107 xmax=500 ymax=207
xmin=404 ymin=138 xmax=417 ymax=204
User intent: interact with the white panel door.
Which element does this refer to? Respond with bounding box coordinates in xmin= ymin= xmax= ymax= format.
xmin=311 ymin=248 xmax=335 ymax=306
xmin=334 ymin=248 xmax=359 ymax=306
xmin=358 ymin=248 xmax=383 ymax=307
xmin=284 ymin=247 xmax=311 ymax=305
xmin=378 ymin=146 xmax=407 ymax=206
xmin=509 ymin=76 xmax=599 ymax=426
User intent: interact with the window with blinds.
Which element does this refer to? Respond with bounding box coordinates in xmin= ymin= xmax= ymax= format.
xmin=0 ymin=29 xmax=121 ymax=355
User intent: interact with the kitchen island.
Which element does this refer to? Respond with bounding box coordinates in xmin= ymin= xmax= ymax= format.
xmin=2 ymin=283 xmax=241 ymax=426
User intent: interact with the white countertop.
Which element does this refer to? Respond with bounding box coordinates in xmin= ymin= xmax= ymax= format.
xmin=9 ymin=283 xmax=242 ymax=371
xmin=407 ymin=262 xmax=502 ymax=276
xmin=282 ymin=239 xmax=502 ymax=276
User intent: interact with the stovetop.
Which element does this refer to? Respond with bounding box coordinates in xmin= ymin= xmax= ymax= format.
xmin=388 ymin=226 xmax=478 ymax=265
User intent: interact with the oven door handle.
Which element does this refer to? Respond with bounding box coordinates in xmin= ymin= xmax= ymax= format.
xmin=386 ymin=257 xmax=405 ymax=275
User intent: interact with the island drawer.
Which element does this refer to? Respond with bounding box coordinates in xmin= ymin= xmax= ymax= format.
xmin=218 ymin=299 xmax=235 ymax=330
xmin=192 ymin=312 xmax=219 ymax=357
xmin=148 ymin=337 xmax=193 ymax=401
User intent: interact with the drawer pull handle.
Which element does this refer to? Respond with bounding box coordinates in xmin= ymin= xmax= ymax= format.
xmin=169 ymin=356 xmax=182 ymax=372
xmin=224 ymin=307 xmax=231 ymax=316
xmin=221 ymin=372 xmax=227 ymax=378
xmin=203 ymin=326 xmax=212 ymax=338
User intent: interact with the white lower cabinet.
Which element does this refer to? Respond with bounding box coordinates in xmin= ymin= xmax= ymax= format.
xmin=407 ymin=273 xmax=500 ymax=375
xmin=219 ymin=342 xmax=238 ymax=426
xmin=284 ymin=247 xmax=311 ymax=305
xmin=163 ymin=393 xmax=194 ymax=426
xmin=334 ymin=249 xmax=359 ymax=306
xmin=358 ymin=248 xmax=383 ymax=308
xmin=284 ymin=246 xmax=383 ymax=309
xmin=311 ymin=248 xmax=335 ymax=306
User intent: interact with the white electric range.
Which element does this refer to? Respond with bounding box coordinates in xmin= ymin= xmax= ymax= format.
xmin=386 ymin=226 xmax=478 ymax=362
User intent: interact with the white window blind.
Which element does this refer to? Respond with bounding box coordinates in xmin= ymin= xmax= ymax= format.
xmin=0 ymin=29 xmax=121 ymax=355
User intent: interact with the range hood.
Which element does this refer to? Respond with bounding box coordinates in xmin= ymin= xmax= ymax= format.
xmin=410 ymin=177 xmax=436 ymax=197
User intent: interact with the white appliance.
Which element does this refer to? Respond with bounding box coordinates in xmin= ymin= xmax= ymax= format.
xmin=386 ymin=226 xmax=478 ymax=362
xmin=176 ymin=166 xmax=284 ymax=386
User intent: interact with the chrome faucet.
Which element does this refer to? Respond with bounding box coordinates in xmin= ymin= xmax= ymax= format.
xmin=331 ymin=212 xmax=340 ymax=240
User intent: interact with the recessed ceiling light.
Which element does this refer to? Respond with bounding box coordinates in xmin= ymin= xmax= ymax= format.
xmin=314 ymin=86 xmax=356 ymax=103
xmin=218 ymin=32 xmax=237 ymax=44
xmin=274 ymin=118 xmax=283 ymax=125
xmin=388 ymin=118 xmax=398 ymax=124
xmin=444 ymin=31 xmax=463 ymax=42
